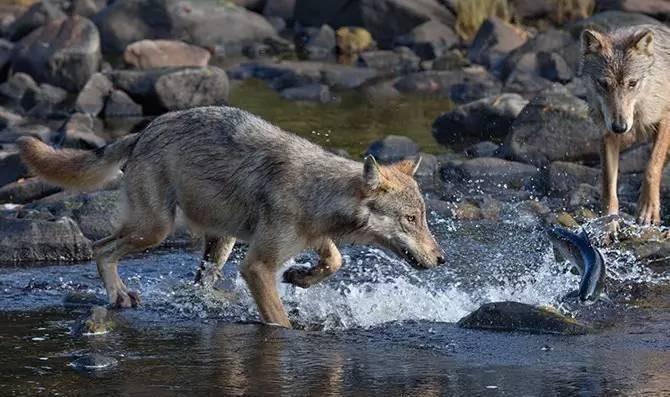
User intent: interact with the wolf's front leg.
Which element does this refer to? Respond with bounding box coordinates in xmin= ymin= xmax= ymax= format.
xmin=638 ymin=119 xmax=670 ymax=225
xmin=240 ymin=254 xmax=291 ymax=328
xmin=283 ymin=239 xmax=342 ymax=288
xmin=601 ymin=133 xmax=622 ymax=243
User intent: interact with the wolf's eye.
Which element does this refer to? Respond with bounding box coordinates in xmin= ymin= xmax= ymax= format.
xmin=597 ymin=79 xmax=609 ymax=90
xmin=628 ymin=80 xmax=638 ymax=89
xmin=405 ymin=215 xmax=417 ymax=224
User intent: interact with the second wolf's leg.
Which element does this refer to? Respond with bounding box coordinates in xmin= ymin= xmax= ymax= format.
xmin=638 ymin=118 xmax=670 ymax=225
xmin=194 ymin=235 xmax=236 ymax=288
xmin=283 ymin=238 xmax=342 ymax=288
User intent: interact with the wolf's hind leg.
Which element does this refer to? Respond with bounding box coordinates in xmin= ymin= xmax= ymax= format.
xmin=283 ymin=238 xmax=342 ymax=288
xmin=194 ymin=235 xmax=236 ymax=287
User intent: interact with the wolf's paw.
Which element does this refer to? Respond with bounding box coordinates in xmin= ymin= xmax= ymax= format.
xmin=194 ymin=262 xmax=222 ymax=288
xmin=282 ymin=266 xmax=314 ymax=289
xmin=601 ymin=219 xmax=620 ymax=246
xmin=637 ymin=197 xmax=660 ymax=226
xmin=110 ymin=290 xmax=141 ymax=309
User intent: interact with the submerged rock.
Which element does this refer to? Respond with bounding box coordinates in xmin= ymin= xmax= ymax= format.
xmin=458 ymin=301 xmax=591 ymax=335
xmin=72 ymin=306 xmax=117 ymax=336
xmin=70 ymin=353 xmax=118 ymax=371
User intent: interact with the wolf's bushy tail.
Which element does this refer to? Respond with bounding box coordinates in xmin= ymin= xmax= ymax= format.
xmin=17 ymin=134 xmax=140 ymax=191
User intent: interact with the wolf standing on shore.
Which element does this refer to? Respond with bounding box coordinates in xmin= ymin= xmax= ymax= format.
xmin=17 ymin=106 xmax=445 ymax=328
xmin=581 ymin=25 xmax=670 ymax=228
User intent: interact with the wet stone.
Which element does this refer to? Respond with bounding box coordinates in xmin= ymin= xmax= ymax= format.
xmin=70 ymin=353 xmax=118 ymax=371
xmin=72 ymin=305 xmax=116 ymax=336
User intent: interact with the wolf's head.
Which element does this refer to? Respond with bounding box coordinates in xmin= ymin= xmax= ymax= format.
xmin=580 ymin=27 xmax=655 ymax=134
xmin=358 ymin=156 xmax=445 ymax=269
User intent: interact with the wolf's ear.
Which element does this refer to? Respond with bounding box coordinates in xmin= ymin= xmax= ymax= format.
xmin=363 ymin=155 xmax=382 ymax=190
xmin=630 ymin=29 xmax=654 ymax=56
xmin=581 ymin=29 xmax=606 ymax=55
xmin=394 ymin=156 xmax=422 ymax=177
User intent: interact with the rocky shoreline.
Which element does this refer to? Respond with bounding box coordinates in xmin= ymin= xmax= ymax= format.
xmin=0 ymin=0 xmax=670 ymax=270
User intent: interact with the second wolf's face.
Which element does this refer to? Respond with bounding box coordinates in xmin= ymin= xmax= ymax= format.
xmin=581 ymin=28 xmax=655 ymax=134
xmin=360 ymin=156 xmax=445 ymax=269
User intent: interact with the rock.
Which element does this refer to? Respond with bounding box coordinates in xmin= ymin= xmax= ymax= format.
xmin=568 ymin=183 xmax=600 ymax=208
xmin=365 ymin=135 xmax=420 ymax=164
xmin=0 ymin=124 xmax=51 ymax=147
xmin=441 ymin=157 xmax=540 ymax=189
xmin=468 ymin=17 xmax=527 ymax=74
xmin=394 ymin=20 xmax=458 ymax=60
xmin=394 ymin=67 xmax=501 ymax=103
xmin=432 ymin=93 xmax=528 ymax=147
xmin=510 ymin=0 xmax=554 ymax=20
xmin=153 ymin=67 xmax=229 ymax=112
xmin=294 ymin=0 xmax=455 ymax=48
xmin=0 ymin=39 xmax=13 ymax=82
xmin=68 ymin=0 xmax=107 ymax=18
xmin=0 ymin=150 xmax=28 ymax=187
xmin=93 ymin=0 xmax=277 ymax=55
xmin=12 ymin=16 xmax=101 ymax=92
xmin=0 ymin=216 xmax=92 ymax=263
xmin=74 ymin=73 xmax=113 ymax=116
xmin=335 ymin=26 xmax=373 ymax=55
xmin=501 ymin=29 xmax=579 ymax=82
xmin=536 ymin=52 xmax=572 ymax=83
xmin=504 ymin=93 xmax=601 ymax=166
xmin=70 ymin=354 xmax=118 ymax=371
xmin=123 ymin=39 xmax=211 ymax=69
xmin=0 ymin=72 xmax=40 ymax=109
xmin=431 ymin=50 xmax=470 ymax=71
xmin=20 ymin=83 xmax=69 ymax=118
xmin=458 ymin=301 xmax=591 ymax=335
xmin=356 ymin=48 xmax=420 ymax=76
xmin=280 ymin=84 xmax=331 ymax=103
xmin=295 ymin=25 xmax=336 ymax=61
xmin=60 ymin=113 xmax=106 ymax=149
xmin=103 ymin=89 xmax=142 ymax=118
xmin=0 ymin=177 xmax=60 ymax=204
xmin=69 ymin=190 xmax=120 ymax=241
xmin=504 ymin=72 xmax=566 ymax=98
xmin=63 ymin=291 xmax=107 ymax=308
xmin=450 ymin=197 xmax=502 ymax=221
xmin=6 ymin=0 xmax=66 ymax=41
xmin=619 ymin=144 xmax=651 ymax=174
xmin=263 ymin=0 xmax=295 ymax=20
xmin=548 ymin=161 xmax=600 ymax=195
xmin=0 ymin=106 xmax=24 ymax=131
xmin=597 ymin=0 xmax=670 ymax=20
xmin=72 ymin=306 xmax=116 ymax=336
xmin=465 ymin=141 xmax=500 ymax=158
xmin=555 ymin=211 xmax=579 ymax=228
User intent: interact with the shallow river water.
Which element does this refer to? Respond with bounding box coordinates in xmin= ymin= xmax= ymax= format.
xmin=2 ymin=82 xmax=670 ymax=396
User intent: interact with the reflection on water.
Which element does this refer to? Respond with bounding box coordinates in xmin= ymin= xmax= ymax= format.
xmin=229 ymin=79 xmax=454 ymax=156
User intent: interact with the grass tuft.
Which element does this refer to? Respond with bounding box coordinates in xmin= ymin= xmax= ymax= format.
xmin=455 ymin=0 xmax=513 ymax=41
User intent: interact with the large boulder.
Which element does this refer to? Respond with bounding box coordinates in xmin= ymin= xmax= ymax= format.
xmin=123 ymin=39 xmax=211 ymax=69
xmin=293 ymin=0 xmax=455 ymax=48
xmin=504 ymin=93 xmax=601 ymax=166
xmin=394 ymin=66 xmax=501 ymax=103
xmin=432 ymin=93 xmax=527 ymax=147
xmin=458 ymin=301 xmax=591 ymax=335
xmin=102 ymin=89 xmax=143 ymax=118
xmin=0 ymin=177 xmax=60 ymax=204
xmin=365 ymin=135 xmax=420 ymax=164
xmin=12 ymin=16 xmax=101 ymax=92
xmin=394 ymin=20 xmax=458 ymax=60
xmin=75 ymin=73 xmax=113 ymax=116
xmin=501 ymin=29 xmax=579 ymax=82
xmin=547 ymin=161 xmax=600 ymax=195
xmin=468 ymin=16 xmax=527 ymax=74
xmin=356 ymin=48 xmax=420 ymax=77
xmin=440 ymin=157 xmax=540 ymax=189
xmin=0 ymin=216 xmax=92 ymax=263
xmin=92 ymin=0 xmax=277 ymax=55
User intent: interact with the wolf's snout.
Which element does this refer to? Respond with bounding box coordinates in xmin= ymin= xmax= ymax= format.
xmin=610 ymin=120 xmax=629 ymax=134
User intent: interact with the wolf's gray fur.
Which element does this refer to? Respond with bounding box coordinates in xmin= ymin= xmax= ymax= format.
xmin=18 ymin=106 xmax=444 ymax=327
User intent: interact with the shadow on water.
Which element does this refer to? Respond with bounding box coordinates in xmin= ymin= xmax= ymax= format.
xmin=1 ymin=207 xmax=670 ymax=395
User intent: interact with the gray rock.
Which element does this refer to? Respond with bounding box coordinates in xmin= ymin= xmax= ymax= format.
xmin=6 ymin=0 xmax=66 ymax=41
xmin=280 ymin=84 xmax=331 ymax=103
xmin=619 ymin=143 xmax=651 ymax=174
xmin=75 ymin=73 xmax=113 ymax=116
xmin=103 ymin=90 xmax=143 ymax=118
xmin=70 ymin=353 xmax=118 ymax=370
xmin=263 ymin=0 xmax=295 ymax=20
xmin=0 ymin=72 xmax=40 ymax=109
xmin=394 ymin=67 xmax=501 ymax=103
xmin=0 ymin=177 xmax=60 ymax=204
xmin=568 ymin=183 xmax=600 ymax=208
xmin=394 ymin=20 xmax=459 ymax=60
xmin=0 ymin=150 xmax=28 ymax=187
xmin=597 ymin=0 xmax=670 ymax=20
xmin=153 ymin=67 xmax=229 ymax=111
xmin=68 ymin=0 xmax=107 ymax=18
xmin=468 ymin=16 xmax=527 ymax=73
xmin=365 ymin=135 xmax=420 ymax=164
xmin=465 ymin=141 xmax=500 ymax=158
xmin=357 ymin=48 xmax=420 ymax=76
xmin=0 ymin=216 xmax=92 ymax=263
xmin=501 ymin=28 xmax=579 ymax=81
xmin=548 ymin=161 xmax=599 ymax=195
xmin=458 ymin=301 xmax=591 ymax=335
xmin=21 ymin=83 xmax=69 ymax=118
xmin=63 ymin=291 xmax=107 ymax=308
xmin=441 ymin=157 xmax=540 ymax=189
xmin=432 ymin=93 xmax=527 ymax=147
xmin=72 ymin=306 xmax=116 ymax=336
xmin=295 ymin=25 xmax=336 ymax=61
xmin=12 ymin=16 xmax=101 ymax=92
xmin=93 ymin=0 xmax=276 ymax=55
xmin=504 ymin=72 xmax=566 ymax=98
xmin=123 ymin=39 xmax=211 ymax=70
xmin=0 ymin=124 xmax=51 ymax=147
xmin=0 ymin=39 xmax=13 ymax=82
xmin=431 ymin=50 xmax=470 ymax=71
xmin=537 ymin=51 xmax=572 ymax=83
xmin=504 ymin=93 xmax=601 ymax=166
xmin=293 ymin=0 xmax=455 ymax=49
xmin=60 ymin=112 xmax=106 ymax=149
